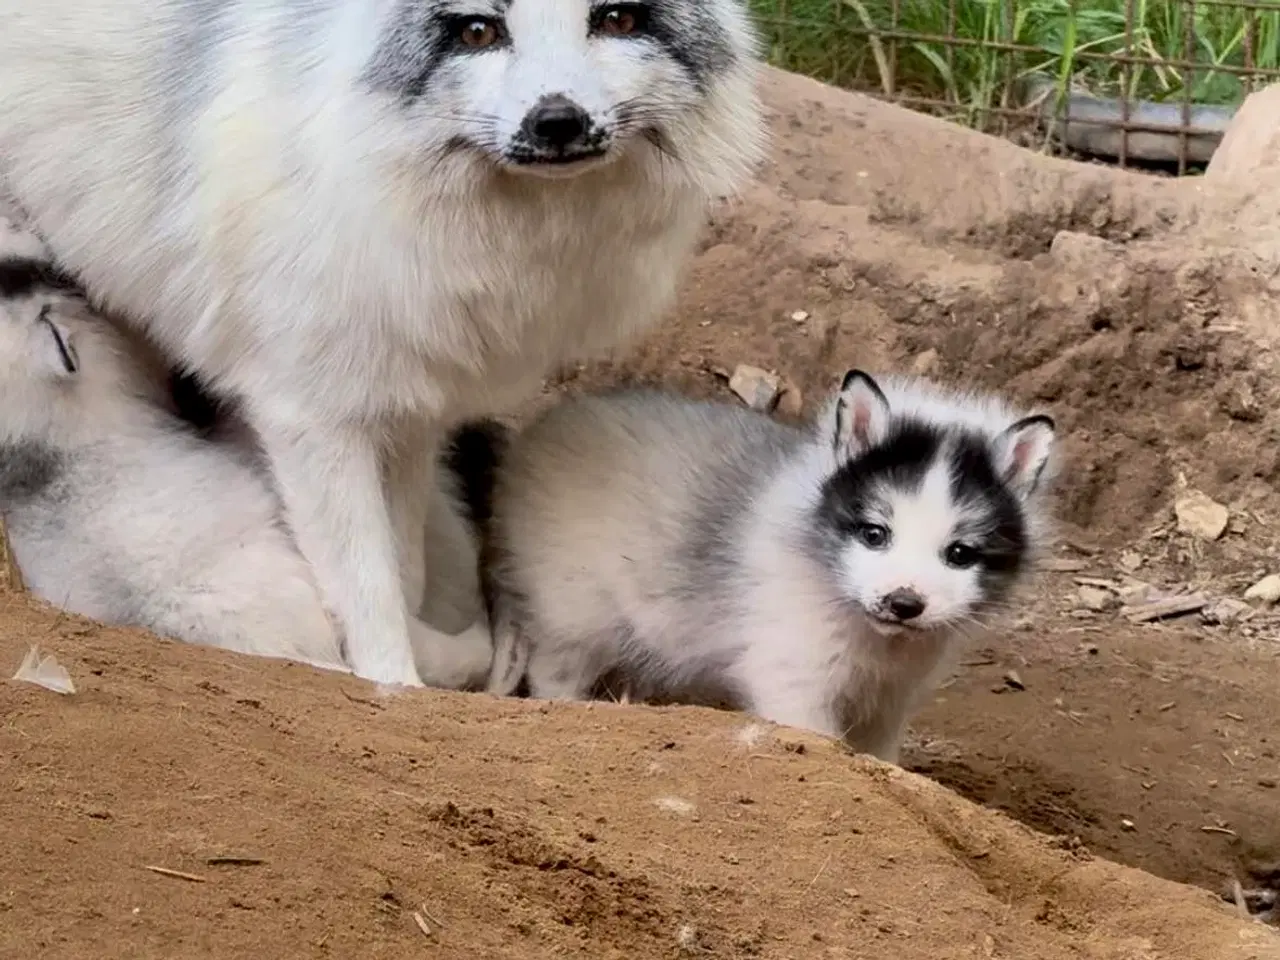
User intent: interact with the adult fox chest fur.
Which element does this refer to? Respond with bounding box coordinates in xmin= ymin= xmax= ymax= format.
xmin=0 ymin=0 xmax=764 ymax=686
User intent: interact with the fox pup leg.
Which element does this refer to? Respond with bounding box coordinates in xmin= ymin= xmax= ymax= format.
xmin=524 ymin=632 xmax=618 ymax=702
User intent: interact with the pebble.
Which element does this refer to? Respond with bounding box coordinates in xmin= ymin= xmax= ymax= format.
xmin=1174 ymin=491 xmax=1229 ymax=541
xmin=910 ymin=349 xmax=940 ymax=376
xmin=1201 ymin=598 xmax=1254 ymax=625
xmin=1117 ymin=550 xmax=1144 ymax=572
xmin=1116 ymin=581 xmax=1155 ymax=605
xmin=1243 ymin=574 xmax=1280 ymax=605
xmin=728 ymin=364 xmax=781 ymax=412
xmin=1076 ymin=585 xmax=1118 ymax=612
xmin=776 ymin=382 xmax=804 ymax=417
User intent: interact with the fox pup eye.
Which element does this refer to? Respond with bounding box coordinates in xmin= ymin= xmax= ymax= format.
xmin=452 ymin=16 xmax=506 ymax=49
xmin=853 ymin=523 xmax=890 ymax=549
xmin=944 ymin=542 xmax=980 ymax=569
xmin=593 ymin=4 xmax=651 ymax=36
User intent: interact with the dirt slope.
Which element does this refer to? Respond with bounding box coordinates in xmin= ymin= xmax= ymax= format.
xmin=2 ymin=593 xmax=1276 ymax=960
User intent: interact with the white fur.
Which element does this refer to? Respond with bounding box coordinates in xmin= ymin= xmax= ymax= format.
xmin=481 ymin=373 xmax=1056 ymax=764
xmin=0 ymin=250 xmax=351 ymax=669
xmin=0 ymin=207 xmax=498 ymax=682
xmin=0 ymin=0 xmax=766 ymax=687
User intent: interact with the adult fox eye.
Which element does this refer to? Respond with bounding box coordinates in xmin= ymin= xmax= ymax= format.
xmin=594 ymin=4 xmax=650 ymax=36
xmin=454 ymin=17 xmax=504 ymax=48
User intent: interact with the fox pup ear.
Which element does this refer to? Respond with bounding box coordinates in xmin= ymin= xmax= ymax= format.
xmin=994 ymin=414 xmax=1055 ymax=499
xmin=832 ymin=369 xmax=890 ymax=459
xmin=35 ymin=304 xmax=79 ymax=380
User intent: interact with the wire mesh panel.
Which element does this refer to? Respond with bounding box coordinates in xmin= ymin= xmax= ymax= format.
xmin=751 ymin=0 xmax=1280 ymax=173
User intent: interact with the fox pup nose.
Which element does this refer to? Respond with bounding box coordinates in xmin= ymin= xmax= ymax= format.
xmin=883 ymin=588 xmax=926 ymax=621
xmin=521 ymin=94 xmax=591 ymax=148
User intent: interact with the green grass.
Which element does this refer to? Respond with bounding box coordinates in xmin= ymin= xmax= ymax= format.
xmin=750 ymin=0 xmax=1280 ymax=130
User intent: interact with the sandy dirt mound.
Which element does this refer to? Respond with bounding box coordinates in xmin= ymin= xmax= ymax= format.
xmin=1 ymin=593 xmax=1275 ymax=960
xmin=4 ymin=65 xmax=1280 ymax=957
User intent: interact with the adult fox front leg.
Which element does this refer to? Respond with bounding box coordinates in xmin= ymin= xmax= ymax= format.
xmin=0 ymin=0 xmax=766 ymax=686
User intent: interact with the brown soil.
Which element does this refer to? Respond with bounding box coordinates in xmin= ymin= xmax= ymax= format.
xmin=4 ymin=66 xmax=1280 ymax=958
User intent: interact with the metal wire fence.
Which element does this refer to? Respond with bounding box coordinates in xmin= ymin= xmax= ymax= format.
xmin=750 ymin=0 xmax=1280 ymax=173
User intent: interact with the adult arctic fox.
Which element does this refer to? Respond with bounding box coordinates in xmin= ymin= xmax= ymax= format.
xmin=0 ymin=0 xmax=765 ymax=687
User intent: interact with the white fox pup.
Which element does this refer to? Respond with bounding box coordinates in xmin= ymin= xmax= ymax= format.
xmin=458 ymin=371 xmax=1056 ymax=763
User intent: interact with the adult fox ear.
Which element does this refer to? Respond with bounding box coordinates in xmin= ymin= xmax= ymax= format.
xmin=34 ymin=304 xmax=79 ymax=380
xmin=994 ymin=414 xmax=1055 ymax=500
xmin=832 ymin=369 xmax=890 ymax=459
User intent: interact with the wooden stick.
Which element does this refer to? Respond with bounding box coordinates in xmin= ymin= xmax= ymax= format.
xmin=0 ymin=516 xmax=24 ymax=593
xmin=143 ymin=865 xmax=207 ymax=883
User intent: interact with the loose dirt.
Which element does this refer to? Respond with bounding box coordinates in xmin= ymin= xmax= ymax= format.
xmin=3 ymin=66 xmax=1280 ymax=958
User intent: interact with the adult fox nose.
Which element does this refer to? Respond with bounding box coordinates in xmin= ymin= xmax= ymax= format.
xmin=883 ymin=588 xmax=926 ymax=621
xmin=521 ymin=94 xmax=591 ymax=148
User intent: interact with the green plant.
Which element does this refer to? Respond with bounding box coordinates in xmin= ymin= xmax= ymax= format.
xmin=749 ymin=0 xmax=1280 ymax=130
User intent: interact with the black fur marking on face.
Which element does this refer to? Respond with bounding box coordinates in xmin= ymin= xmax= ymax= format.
xmin=0 ymin=257 xmax=81 ymax=300
xmin=363 ymin=0 xmax=513 ymax=102
xmin=0 ymin=440 xmax=65 ymax=504
xmin=945 ymin=430 xmax=1030 ymax=607
xmin=814 ymin=420 xmax=942 ymax=558
xmin=620 ymin=1 xmax=735 ymax=93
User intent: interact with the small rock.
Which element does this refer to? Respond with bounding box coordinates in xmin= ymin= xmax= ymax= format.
xmin=1258 ymin=778 xmax=1276 ymax=789
xmin=1219 ymin=378 xmax=1264 ymax=423
xmin=1117 ymin=550 xmax=1144 ymax=572
xmin=1202 ymin=597 xmax=1255 ymax=626
xmin=775 ymin=382 xmax=803 ymax=417
xmin=1174 ymin=491 xmax=1229 ymax=541
xmin=1076 ymin=585 xmax=1118 ymax=612
xmin=1002 ymin=670 xmax=1025 ymax=691
xmin=789 ymin=309 xmax=810 ymax=323
xmin=1120 ymin=818 xmax=1136 ymax=831
xmin=910 ymin=349 xmax=940 ymax=377
xmin=1116 ymin=581 xmax=1155 ymax=606
xmin=1244 ymin=574 xmax=1280 ymax=605
xmin=728 ymin=364 xmax=781 ymax=412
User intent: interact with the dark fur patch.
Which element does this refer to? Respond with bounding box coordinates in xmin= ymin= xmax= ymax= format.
xmin=442 ymin=419 xmax=510 ymax=530
xmin=363 ymin=0 xmax=510 ymax=102
xmin=169 ymin=368 xmax=227 ymax=435
xmin=441 ymin=419 xmax=511 ymax=643
xmin=0 ymin=440 xmax=65 ymax=503
xmin=0 ymin=257 xmax=81 ymax=300
xmin=594 ymin=1 xmax=734 ymax=93
xmin=946 ymin=431 xmax=1029 ymax=605
xmin=677 ymin=413 xmax=802 ymax=599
